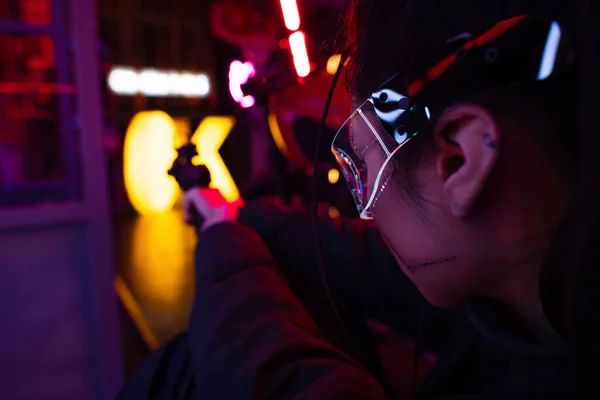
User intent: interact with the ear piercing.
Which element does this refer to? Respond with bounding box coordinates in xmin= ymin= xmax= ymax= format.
xmin=483 ymin=134 xmax=501 ymax=149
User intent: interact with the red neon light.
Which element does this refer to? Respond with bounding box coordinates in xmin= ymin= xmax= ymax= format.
xmin=409 ymin=16 xmax=526 ymax=96
xmin=279 ymin=0 xmax=300 ymax=31
xmin=0 ymin=82 xmax=76 ymax=94
xmin=289 ymin=31 xmax=311 ymax=77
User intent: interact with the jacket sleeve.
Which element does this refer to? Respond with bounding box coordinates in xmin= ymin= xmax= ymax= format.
xmin=237 ymin=200 xmax=457 ymax=344
xmin=188 ymin=222 xmax=387 ymax=400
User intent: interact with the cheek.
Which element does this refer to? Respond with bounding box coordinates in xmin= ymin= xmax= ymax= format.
xmin=374 ymin=191 xmax=447 ymax=268
xmin=373 ymin=161 xmax=449 ymax=267
xmin=373 ymin=183 xmax=474 ymax=307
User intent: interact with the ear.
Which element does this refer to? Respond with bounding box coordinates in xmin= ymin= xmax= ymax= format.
xmin=434 ymin=104 xmax=501 ymax=217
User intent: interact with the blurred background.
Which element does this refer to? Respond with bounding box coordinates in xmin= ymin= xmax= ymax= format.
xmin=0 ymin=0 xmax=355 ymax=398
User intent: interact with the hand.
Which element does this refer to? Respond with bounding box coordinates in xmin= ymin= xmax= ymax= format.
xmin=183 ymin=188 xmax=245 ymax=232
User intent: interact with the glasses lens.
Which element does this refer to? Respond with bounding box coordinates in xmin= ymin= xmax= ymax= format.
xmin=332 ymin=100 xmax=415 ymax=219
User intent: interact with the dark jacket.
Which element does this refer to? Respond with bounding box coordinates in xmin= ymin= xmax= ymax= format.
xmin=119 ymin=201 xmax=568 ymax=399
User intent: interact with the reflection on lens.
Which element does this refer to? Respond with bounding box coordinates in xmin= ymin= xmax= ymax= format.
xmin=351 ymin=188 xmax=362 ymax=209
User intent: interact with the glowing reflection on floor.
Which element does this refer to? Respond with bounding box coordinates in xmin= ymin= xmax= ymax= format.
xmin=116 ymin=205 xmax=197 ymax=347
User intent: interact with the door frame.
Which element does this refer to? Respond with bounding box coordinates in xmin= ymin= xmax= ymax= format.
xmin=0 ymin=0 xmax=124 ymax=398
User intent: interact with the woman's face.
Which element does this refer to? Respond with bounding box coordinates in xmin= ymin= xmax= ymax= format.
xmin=347 ymin=115 xmax=471 ymax=307
xmin=360 ymin=145 xmax=475 ymax=307
xmin=349 ymin=100 xmax=570 ymax=308
xmin=371 ymin=156 xmax=481 ymax=308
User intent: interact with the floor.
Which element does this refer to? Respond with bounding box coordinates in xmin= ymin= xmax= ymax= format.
xmin=0 ymin=224 xmax=92 ymax=399
xmin=112 ymin=207 xmax=429 ymax=398
xmin=114 ymin=207 xmax=197 ymax=369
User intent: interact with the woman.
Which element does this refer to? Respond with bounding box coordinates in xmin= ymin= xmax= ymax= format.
xmin=124 ymin=0 xmax=590 ymax=398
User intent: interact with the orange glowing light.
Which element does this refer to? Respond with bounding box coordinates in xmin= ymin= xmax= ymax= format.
xmin=124 ymin=112 xmax=239 ymax=214
xmin=328 ymin=206 xmax=341 ymax=219
xmin=190 ymin=116 xmax=239 ymax=201
xmin=279 ymin=0 xmax=301 ymax=31
xmin=328 ymin=168 xmax=340 ymax=185
xmin=326 ymin=54 xmax=342 ymax=75
xmin=115 ymin=208 xmax=199 ymax=348
xmin=267 ymin=112 xmax=289 ymax=158
xmin=123 ymin=111 xmax=179 ymax=215
xmin=289 ymin=31 xmax=311 ymax=77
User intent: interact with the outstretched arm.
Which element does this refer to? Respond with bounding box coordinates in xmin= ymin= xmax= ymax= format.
xmin=189 ymin=222 xmax=387 ymax=399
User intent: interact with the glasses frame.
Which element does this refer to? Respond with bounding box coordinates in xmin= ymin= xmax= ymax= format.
xmin=331 ymin=16 xmax=574 ymax=220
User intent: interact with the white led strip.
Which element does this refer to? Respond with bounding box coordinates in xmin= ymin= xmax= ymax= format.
xmin=538 ymin=22 xmax=561 ymax=80
xmin=107 ymin=67 xmax=210 ymax=98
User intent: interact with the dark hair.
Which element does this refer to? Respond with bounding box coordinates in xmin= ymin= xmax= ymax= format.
xmin=343 ymin=2 xmax=579 ymax=216
xmin=344 ymin=1 xmax=576 ymax=97
xmin=343 ymin=0 xmax=578 ymax=289
xmin=336 ymin=0 xmax=595 ymax=391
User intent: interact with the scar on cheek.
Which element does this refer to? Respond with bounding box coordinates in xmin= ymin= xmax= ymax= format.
xmin=408 ymin=256 xmax=456 ymax=270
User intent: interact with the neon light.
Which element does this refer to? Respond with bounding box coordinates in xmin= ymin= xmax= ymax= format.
xmin=328 ymin=207 xmax=341 ymax=219
xmin=279 ymin=38 xmax=289 ymax=49
xmin=228 ymin=60 xmax=256 ymax=108
xmin=123 ymin=111 xmax=179 ymax=215
xmin=279 ymin=0 xmax=300 ymax=31
xmin=0 ymin=82 xmax=76 ymax=94
xmin=538 ymin=22 xmax=561 ymax=80
xmin=124 ymin=113 xmax=239 ymax=214
xmin=328 ymin=168 xmax=340 ymax=185
xmin=289 ymin=31 xmax=311 ymax=77
xmin=326 ymin=54 xmax=342 ymax=75
xmin=267 ymin=112 xmax=288 ymax=157
xmin=108 ymin=67 xmax=138 ymax=94
xmin=190 ymin=116 xmax=240 ymax=201
xmin=108 ymin=67 xmax=210 ymax=97
xmin=279 ymin=0 xmax=310 ymax=78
